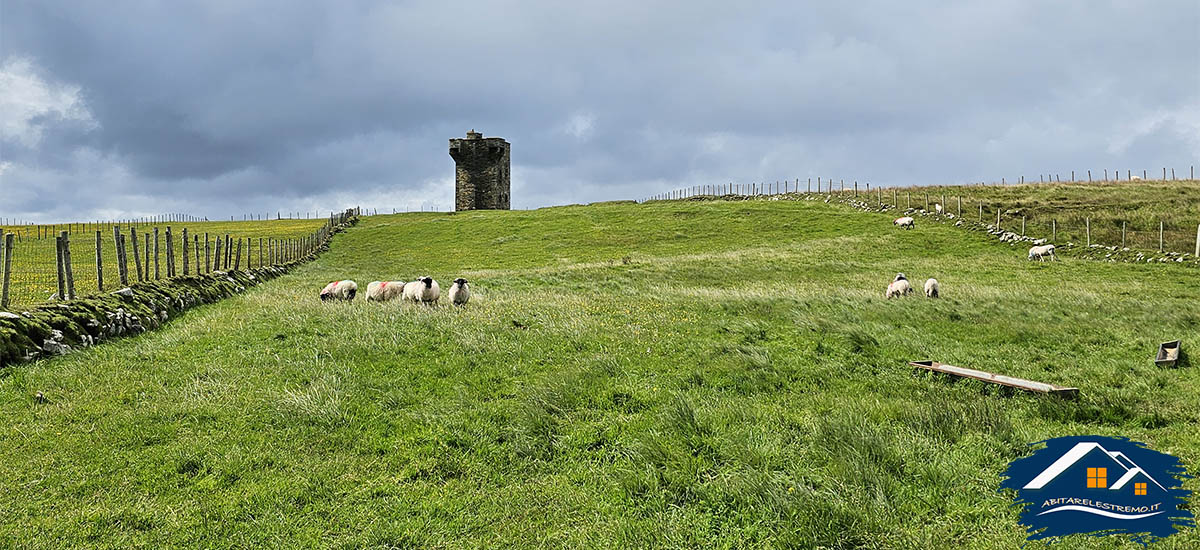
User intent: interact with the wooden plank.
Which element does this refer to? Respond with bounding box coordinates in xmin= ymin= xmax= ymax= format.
xmin=910 ymin=360 xmax=1078 ymax=397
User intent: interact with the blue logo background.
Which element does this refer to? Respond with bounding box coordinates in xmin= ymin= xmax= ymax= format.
xmin=1000 ymin=435 xmax=1194 ymax=544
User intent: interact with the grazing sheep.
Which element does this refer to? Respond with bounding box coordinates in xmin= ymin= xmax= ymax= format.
xmin=894 ymin=216 xmax=915 ymax=229
xmin=403 ymin=276 xmax=441 ymax=304
xmin=449 ymin=278 xmax=470 ymax=306
xmin=924 ymin=278 xmax=939 ymax=298
xmin=935 ymin=203 xmax=944 ymax=214
xmin=886 ymin=273 xmax=914 ymax=299
xmin=366 ymin=280 xmax=406 ymax=302
xmin=320 ymin=280 xmax=357 ymax=301
xmin=1028 ymin=244 xmax=1057 ymax=261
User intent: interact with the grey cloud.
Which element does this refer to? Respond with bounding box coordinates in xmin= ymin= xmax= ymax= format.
xmin=1 ymin=1 xmax=1197 ymax=222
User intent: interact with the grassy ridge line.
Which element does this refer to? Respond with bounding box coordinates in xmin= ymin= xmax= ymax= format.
xmin=0 ymin=200 xmax=1197 ymax=548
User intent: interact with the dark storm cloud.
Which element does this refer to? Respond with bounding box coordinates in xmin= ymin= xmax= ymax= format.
xmin=1 ymin=1 xmax=1197 ymax=222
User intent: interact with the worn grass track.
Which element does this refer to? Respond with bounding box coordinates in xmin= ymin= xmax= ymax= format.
xmin=1 ymin=198 xmax=1197 ymax=549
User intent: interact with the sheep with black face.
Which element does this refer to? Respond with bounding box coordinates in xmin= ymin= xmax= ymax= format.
xmin=449 ymin=278 xmax=470 ymax=306
xmin=320 ymin=280 xmax=357 ymax=301
xmin=402 ymin=276 xmax=440 ymax=304
xmin=885 ymin=273 xmax=913 ymax=299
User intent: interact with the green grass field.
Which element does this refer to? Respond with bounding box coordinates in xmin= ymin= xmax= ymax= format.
xmin=0 ymin=218 xmax=330 ymax=308
xmin=1 ymin=195 xmax=1198 ymax=548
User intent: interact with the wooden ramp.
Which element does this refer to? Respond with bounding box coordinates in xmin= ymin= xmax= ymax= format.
xmin=910 ymin=360 xmax=1079 ymax=398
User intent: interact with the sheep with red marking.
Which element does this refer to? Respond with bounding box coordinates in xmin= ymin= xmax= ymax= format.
xmin=320 ymin=280 xmax=357 ymax=301
xmin=366 ymin=280 xmax=406 ymax=302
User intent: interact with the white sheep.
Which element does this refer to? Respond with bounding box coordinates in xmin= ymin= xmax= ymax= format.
xmin=894 ymin=216 xmax=915 ymax=229
xmin=924 ymin=278 xmax=939 ymax=298
xmin=449 ymin=278 xmax=470 ymax=306
xmin=366 ymin=280 xmax=406 ymax=302
xmin=320 ymin=280 xmax=358 ymax=301
xmin=935 ymin=203 xmax=944 ymax=214
xmin=1028 ymin=244 xmax=1057 ymax=261
xmin=403 ymin=276 xmax=441 ymax=304
xmin=886 ymin=273 xmax=914 ymax=299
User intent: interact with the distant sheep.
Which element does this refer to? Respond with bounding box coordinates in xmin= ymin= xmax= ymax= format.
xmin=403 ymin=276 xmax=441 ymax=304
xmin=935 ymin=203 xmax=944 ymax=214
xmin=320 ymin=280 xmax=357 ymax=301
xmin=924 ymin=278 xmax=939 ymax=298
xmin=1028 ymin=244 xmax=1057 ymax=261
xmin=894 ymin=216 xmax=915 ymax=229
xmin=366 ymin=280 xmax=405 ymax=302
xmin=886 ymin=273 xmax=914 ymax=299
xmin=449 ymin=278 xmax=470 ymax=306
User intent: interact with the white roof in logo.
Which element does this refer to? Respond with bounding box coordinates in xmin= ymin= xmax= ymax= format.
xmin=1022 ymin=442 xmax=1165 ymax=491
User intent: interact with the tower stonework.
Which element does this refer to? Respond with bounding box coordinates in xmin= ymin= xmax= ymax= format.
xmin=449 ymin=130 xmax=510 ymax=211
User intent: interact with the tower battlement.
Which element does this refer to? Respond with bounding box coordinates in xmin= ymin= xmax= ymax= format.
xmin=449 ymin=130 xmax=510 ymax=211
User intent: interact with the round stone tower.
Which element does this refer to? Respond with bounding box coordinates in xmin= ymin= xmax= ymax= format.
xmin=449 ymin=130 xmax=511 ymax=211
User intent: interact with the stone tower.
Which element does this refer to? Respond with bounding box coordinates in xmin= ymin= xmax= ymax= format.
xmin=449 ymin=130 xmax=510 ymax=211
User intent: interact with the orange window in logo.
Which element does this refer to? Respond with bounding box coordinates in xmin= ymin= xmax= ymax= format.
xmin=1087 ymin=467 xmax=1107 ymax=488
xmin=1135 ymin=482 xmax=1147 ymax=495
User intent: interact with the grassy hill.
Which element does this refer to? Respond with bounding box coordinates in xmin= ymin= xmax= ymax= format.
xmin=1 ymin=196 xmax=1198 ymax=548
xmin=879 ymin=180 xmax=1200 ymax=253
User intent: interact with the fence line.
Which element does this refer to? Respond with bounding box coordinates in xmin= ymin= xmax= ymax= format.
xmin=0 ymin=208 xmax=359 ymax=310
xmin=636 ymin=173 xmax=1200 ymax=258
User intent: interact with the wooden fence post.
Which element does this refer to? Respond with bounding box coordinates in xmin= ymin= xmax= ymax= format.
xmin=924 ymin=193 xmax=929 ymax=210
xmin=115 ymin=226 xmax=128 ymax=286
xmin=1160 ymin=221 xmax=1164 ymax=252
xmin=1052 ymin=220 xmax=1057 ymax=242
xmin=95 ymin=230 xmax=104 ymax=291
xmin=165 ymin=227 xmax=175 ymax=277
xmin=194 ymin=235 xmax=200 ymax=273
xmin=56 ymin=235 xmax=66 ymax=300
xmin=130 ymin=228 xmax=142 ymax=281
xmin=1021 ymin=216 xmax=1025 ymax=236
xmin=204 ymin=234 xmax=211 ymax=273
xmin=144 ymin=233 xmax=150 ymax=281
xmin=979 ymin=203 xmax=983 ymax=222
xmin=153 ymin=227 xmax=161 ymax=280
xmin=214 ymin=236 xmax=223 ymax=271
xmin=0 ymin=233 xmax=12 ymax=309
xmin=996 ymin=207 xmax=1001 ymax=227
xmin=1195 ymin=224 xmax=1199 ymax=257
xmin=892 ymin=188 xmax=896 ymax=206
xmin=957 ymin=196 xmax=962 ymax=217
xmin=234 ymin=237 xmax=243 ymax=271
xmin=182 ymin=228 xmax=189 ymax=275
xmin=1122 ymin=221 xmax=1126 ymax=248
xmin=224 ymin=235 xmax=231 ymax=268
xmin=61 ymin=231 xmax=75 ymax=300
xmin=906 ymin=192 xmax=910 ymax=209
xmin=1086 ymin=218 xmax=1091 ymax=247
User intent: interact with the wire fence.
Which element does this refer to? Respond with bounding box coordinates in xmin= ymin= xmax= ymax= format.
xmin=1 ymin=208 xmax=359 ymax=311
xmin=640 ymin=174 xmax=1200 ymax=258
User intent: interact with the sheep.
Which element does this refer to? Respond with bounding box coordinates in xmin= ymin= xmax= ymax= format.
xmin=320 ymin=280 xmax=357 ymax=301
xmin=366 ymin=280 xmax=406 ymax=302
xmin=449 ymin=278 xmax=470 ymax=306
xmin=886 ymin=273 xmax=914 ymax=299
xmin=403 ymin=276 xmax=441 ymax=304
xmin=924 ymin=278 xmax=939 ymax=298
xmin=894 ymin=216 xmax=915 ymax=229
xmin=934 ymin=203 xmax=944 ymax=214
xmin=1028 ymin=244 xmax=1057 ymax=261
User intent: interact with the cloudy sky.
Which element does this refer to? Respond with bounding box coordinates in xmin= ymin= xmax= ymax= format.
xmin=1 ymin=1 xmax=1197 ymax=222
